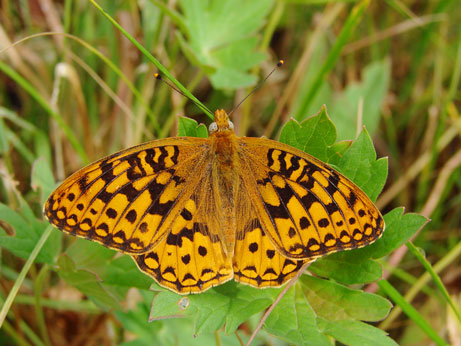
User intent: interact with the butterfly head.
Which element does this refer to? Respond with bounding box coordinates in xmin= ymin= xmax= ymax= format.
xmin=209 ymin=109 xmax=234 ymax=134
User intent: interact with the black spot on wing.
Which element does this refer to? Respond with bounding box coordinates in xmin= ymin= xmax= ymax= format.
xmin=166 ymin=227 xmax=194 ymax=247
xmin=125 ymin=210 xmax=137 ymax=223
xmin=198 ymin=246 xmax=207 ymax=256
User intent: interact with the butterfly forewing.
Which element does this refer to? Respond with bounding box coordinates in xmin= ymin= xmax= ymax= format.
xmin=237 ymin=137 xmax=384 ymax=261
xmin=44 ymin=137 xmax=210 ymax=254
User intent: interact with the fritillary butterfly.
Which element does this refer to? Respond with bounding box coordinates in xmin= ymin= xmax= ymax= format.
xmin=44 ymin=110 xmax=384 ymax=294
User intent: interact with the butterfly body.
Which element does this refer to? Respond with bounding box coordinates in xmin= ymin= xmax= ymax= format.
xmin=44 ymin=109 xmax=384 ymax=294
xmin=208 ymin=111 xmax=241 ymax=256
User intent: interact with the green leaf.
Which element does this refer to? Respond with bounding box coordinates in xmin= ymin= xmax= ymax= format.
xmin=188 ymin=290 xmax=230 ymax=334
xmin=64 ymin=239 xmax=152 ymax=301
xmin=178 ymin=117 xmax=208 ymax=138
xmin=121 ymin=292 xmax=243 ymax=346
xmin=279 ymin=105 xmax=337 ymax=162
xmin=264 ymin=285 xmax=332 ymax=346
xmin=330 ymin=59 xmax=391 ymax=140
xmin=115 ymin=290 xmax=163 ymax=346
xmin=326 ymin=140 xmax=351 ymax=163
xmin=31 ymin=157 xmax=56 ymax=205
xmin=309 ymin=252 xmax=382 ymax=285
xmin=148 ymin=281 xmax=278 ymax=335
xmin=103 ymin=256 xmax=153 ymax=291
xmin=149 ymin=290 xmax=193 ymax=321
xmin=334 ymin=128 xmax=388 ymax=201
xmin=178 ymin=0 xmax=272 ymax=89
xmin=215 ymin=282 xmax=277 ymax=334
xmin=354 ymin=208 xmax=429 ymax=260
xmin=300 ymin=275 xmax=392 ymax=322
xmin=188 ymin=282 xmax=277 ymax=335
xmin=65 ymin=238 xmax=116 ymax=274
xmin=320 ymin=319 xmax=398 ymax=346
xmin=0 ymin=200 xmax=61 ymax=264
xmin=57 ymin=254 xmax=120 ymax=310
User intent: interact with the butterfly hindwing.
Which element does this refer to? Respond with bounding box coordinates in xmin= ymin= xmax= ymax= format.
xmin=238 ymin=137 xmax=385 ymax=260
xmin=133 ymin=192 xmax=233 ymax=294
xmin=233 ymin=217 xmax=308 ymax=288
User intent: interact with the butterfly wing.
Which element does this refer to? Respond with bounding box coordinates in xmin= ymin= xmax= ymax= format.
xmin=44 ymin=137 xmax=211 ymax=254
xmin=133 ymin=165 xmax=239 ymax=294
xmin=133 ymin=186 xmax=234 ymax=294
xmin=237 ymin=137 xmax=385 ymax=261
xmin=233 ymin=216 xmax=308 ymax=288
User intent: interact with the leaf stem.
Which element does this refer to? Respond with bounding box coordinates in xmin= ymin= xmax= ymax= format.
xmin=0 ymin=225 xmax=53 ymax=328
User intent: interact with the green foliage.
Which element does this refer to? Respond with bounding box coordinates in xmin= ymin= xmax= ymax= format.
xmin=279 ymin=106 xmax=337 ymax=162
xmin=0 ymin=200 xmax=61 ymax=264
xmin=176 ymin=0 xmax=272 ymax=89
xmin=178 ymin=117 xmax=208 ymax=138
xmin=329 ymin=60 xmax=391 ymax=140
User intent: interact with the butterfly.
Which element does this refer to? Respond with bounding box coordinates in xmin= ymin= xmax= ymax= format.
xmin=44 ymin=109 xmax=384 ymax=294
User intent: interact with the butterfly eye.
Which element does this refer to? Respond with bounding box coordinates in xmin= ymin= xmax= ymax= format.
xmin=209 ymin=122 xmax=218 ymax=133
xmin=228 ymin=121 xmax=234 ymax=130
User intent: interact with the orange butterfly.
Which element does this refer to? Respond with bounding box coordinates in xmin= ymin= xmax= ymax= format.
xmin=44 ymin=109 xmax=384 ymax=294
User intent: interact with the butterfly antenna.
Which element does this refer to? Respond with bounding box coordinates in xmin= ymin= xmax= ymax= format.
xmin=228 ymin=60 xmax=284 ymax=117
xmin=154 ymin=73 xmax=214 ymax=117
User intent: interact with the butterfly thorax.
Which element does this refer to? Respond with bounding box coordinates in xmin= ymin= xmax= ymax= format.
xmin=209 ymin=110 xmax=241 ymax=257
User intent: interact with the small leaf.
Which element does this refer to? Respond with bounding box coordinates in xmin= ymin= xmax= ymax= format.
xmin=104 ymin=256 xmax=153 ymax=290
xmin=177 ymin=0 xmax=273 ymax=89
xmin=31 ymin=157 xmax=56 ymax=205
xmin=320 ymin=318 xmax=398 ymax=346
xmin=309 ymin=253 xmax=382 ymax=285
xmin=335 ymin=128 xmax=388 ymax=201
xmin=189 ymin=290 xmax=230 ymax=334
xmin=354 ymin=208 xmax=429 ymax=259
xmin=279 ymin=105 xmax=337 ymax=162
xmin=149 ymin=290 xmax=193 ymax=321
xmin=178 ymin=117 xmax=208 ymax=138
xmin=300 ymin=275 xmax=392 ymax=322
xmin=264 ymin=285 xmax=332 ymax=346
xmin=330 ymin=59 xmax=391 ymax=140
xmin=217 ymin=281 xmax=277 ymax=334
xmin=57 ymin=254 xmax=120 ymax=310
xmin=0 ymin=200 xmax=61 ymax=264
xmin=65 ymin=238 xmax=116 ymax=274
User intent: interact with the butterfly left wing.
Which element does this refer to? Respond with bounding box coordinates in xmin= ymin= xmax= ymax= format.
xmin=133 ymin=179 xmax=234 ymax=294
xmin=237 ymin=137 xmax=385 ymax=262
xmin=44 ymin=137 xmax=210 ymax=254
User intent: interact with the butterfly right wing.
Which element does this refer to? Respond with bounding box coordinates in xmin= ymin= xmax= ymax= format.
xmin=237 ymin=136 xmax=384 ymax=261
xmin=44 ymin=137 xmax=210 ymax=254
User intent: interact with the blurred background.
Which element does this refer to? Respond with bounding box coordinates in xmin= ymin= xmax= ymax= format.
xmin=0 ymin=0 xmax=460 ymax=345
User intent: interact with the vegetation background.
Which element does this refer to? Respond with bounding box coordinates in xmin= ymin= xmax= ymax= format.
xmin=0 ymin=0 xmax=460 ymax=345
